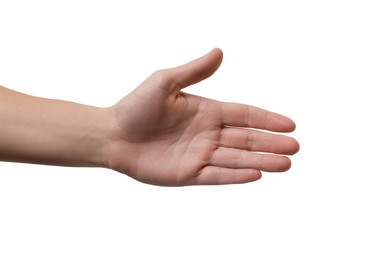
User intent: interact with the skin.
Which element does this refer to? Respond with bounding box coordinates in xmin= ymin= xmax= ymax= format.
xmin=0 ymin=48 xmax=299 ymax=186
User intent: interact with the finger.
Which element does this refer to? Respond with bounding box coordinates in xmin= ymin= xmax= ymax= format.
xmin=153 ymin=48 xmax=223 ymax=94
xmin=210 ymin=147 xmax=292 ymax=172
xmin=193 ymin=166 xmax=261 ymax=185
xmin=221 ymin=102 xmax=296 ymax=132
xmin=220 ymin=127 xmax=300 ymax=155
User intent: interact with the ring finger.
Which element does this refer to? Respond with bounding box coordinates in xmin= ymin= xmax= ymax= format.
xmin=209 ymin=147 xmax=292 ymax=172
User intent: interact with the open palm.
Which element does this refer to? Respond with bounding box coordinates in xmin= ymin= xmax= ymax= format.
xmin=106 ymin=49 xmax=299 ymax=186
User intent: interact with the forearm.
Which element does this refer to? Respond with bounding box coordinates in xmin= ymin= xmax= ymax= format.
xmin=0 ymin=86 xmax=110 ymax=167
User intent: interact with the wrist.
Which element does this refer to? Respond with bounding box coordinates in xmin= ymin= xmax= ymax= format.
xmin=85 ymin=106 xmax=113 ymax=168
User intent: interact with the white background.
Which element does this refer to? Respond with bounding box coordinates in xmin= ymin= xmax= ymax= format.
xmin=1 ymin=0 xmax=389 ymax=259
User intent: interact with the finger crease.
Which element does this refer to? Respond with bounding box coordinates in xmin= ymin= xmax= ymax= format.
xmin=245 ymin=131 xmax=255 ymax=150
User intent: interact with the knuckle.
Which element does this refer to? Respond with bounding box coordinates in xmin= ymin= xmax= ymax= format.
xmin=244 ymin=106 xmax=252 ymax=126
xmin=245 ymin=131 xmax=255 ymax=150
xmin=234 ymin=150 xmax=245 ymax=168
xmin=152 ymin=69 xmax=169 ymax=83
xmin=151 ymin=69 xmax=177 ymax=92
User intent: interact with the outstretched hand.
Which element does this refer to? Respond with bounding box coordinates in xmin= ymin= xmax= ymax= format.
xmin=106 ymin=49 xmax=299 ymax=186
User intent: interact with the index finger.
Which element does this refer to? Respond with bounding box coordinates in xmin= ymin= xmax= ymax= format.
xmin=220 ymin=102 xmax=296 ymax=132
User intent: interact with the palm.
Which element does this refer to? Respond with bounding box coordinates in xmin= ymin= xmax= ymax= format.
xmin=107 ymin=49 xmax=299 ymax=186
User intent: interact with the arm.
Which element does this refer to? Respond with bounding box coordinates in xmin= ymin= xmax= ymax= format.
xmin=0 ymin=49 xmax=299 ymax=186
xmin=0 ymin=86 xmax=109 ymax=167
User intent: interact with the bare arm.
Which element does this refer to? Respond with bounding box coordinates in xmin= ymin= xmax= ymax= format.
xmin=0 ymin=86 xmax=109 ymax=167
xmin=0 ymin=49 xmax=299 ymax=186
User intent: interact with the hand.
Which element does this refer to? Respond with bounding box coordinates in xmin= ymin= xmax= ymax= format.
xmin=105 ymin=49 xmax=299 ymax=186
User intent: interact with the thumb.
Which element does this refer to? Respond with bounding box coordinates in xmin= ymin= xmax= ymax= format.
xmin=157 ymin=48 xmax=223 ymax=93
